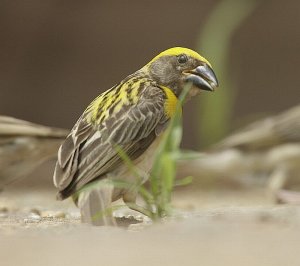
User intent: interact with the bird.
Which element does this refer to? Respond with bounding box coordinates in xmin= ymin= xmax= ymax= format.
xmin=53 ymin=47 xmax=219 ymax=225
xmin=0 ymin=116 xmax=68 ymax=189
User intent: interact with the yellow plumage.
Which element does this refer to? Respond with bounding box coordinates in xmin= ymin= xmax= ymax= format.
xmin=147 ymin=47 xmax=211 ymax=67
xmin=161 ymin=86 xmax=180 ymax=118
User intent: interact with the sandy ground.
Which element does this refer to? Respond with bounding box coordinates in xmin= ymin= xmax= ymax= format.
xmin=0 ymin=164 xmax=300 ymax=266
xmin=1 ymin=188 xmax=300 ymax=266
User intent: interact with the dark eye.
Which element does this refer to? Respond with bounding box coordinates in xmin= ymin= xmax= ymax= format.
xmin=178 ymin=54 xmax=188 ymax=64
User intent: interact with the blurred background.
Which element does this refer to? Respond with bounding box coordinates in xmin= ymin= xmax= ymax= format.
xmin=1 ymin=0 xmax=299 ymax=149
xmin=1 ymin=3 xmax=300 ymax=264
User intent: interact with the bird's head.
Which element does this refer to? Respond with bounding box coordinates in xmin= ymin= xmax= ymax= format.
xmin=143 ymin=47 xmax=218 ymax=97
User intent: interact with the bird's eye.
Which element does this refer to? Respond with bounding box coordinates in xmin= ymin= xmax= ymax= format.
xmin=177 ymin=54 xmax=188 ymax=64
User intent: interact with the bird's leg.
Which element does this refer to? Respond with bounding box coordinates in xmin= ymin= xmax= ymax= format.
xmin=123 ymin=192 xmax=153 ymax=218
xmin=77 ymin=181 xmax=116 ymax=226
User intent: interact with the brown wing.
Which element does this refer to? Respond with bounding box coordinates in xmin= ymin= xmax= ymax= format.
xmin=53 ymin=86 xmax=169 ymax=199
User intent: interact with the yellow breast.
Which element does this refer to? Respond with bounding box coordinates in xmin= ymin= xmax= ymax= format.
xmin=161 ymin=86 xmax=181 ymax=117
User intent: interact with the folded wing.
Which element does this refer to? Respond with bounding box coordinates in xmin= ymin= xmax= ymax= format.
xmin=53 ymin=86 xmax=169 ymax=199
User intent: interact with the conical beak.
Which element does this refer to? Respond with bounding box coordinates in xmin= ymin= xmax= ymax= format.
xmin=185 ymin=64 xmax=219 ymax=91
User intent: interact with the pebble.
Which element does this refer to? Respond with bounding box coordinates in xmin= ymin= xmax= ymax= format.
xmin=0 ymin=206 xmax=9 ymax=213
xmin=66 ymin=212 xmax=81 ymax=219
xmin=40 ymin=211 xmax=66 ymax=219
xmin=24 ymin=213 xmax=42 ymax=223
xmin=29 ymin=208 xmax=42 ymax=216
xmin=0 ymin=212 xmax=8 ymax=218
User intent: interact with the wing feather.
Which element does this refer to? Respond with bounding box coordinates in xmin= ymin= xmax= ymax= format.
xmin=54 ymin=85 xmax=169 ymax=199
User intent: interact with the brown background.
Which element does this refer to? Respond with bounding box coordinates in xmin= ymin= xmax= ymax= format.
xmin=1 ymin=0 xmax=299 ymax=148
